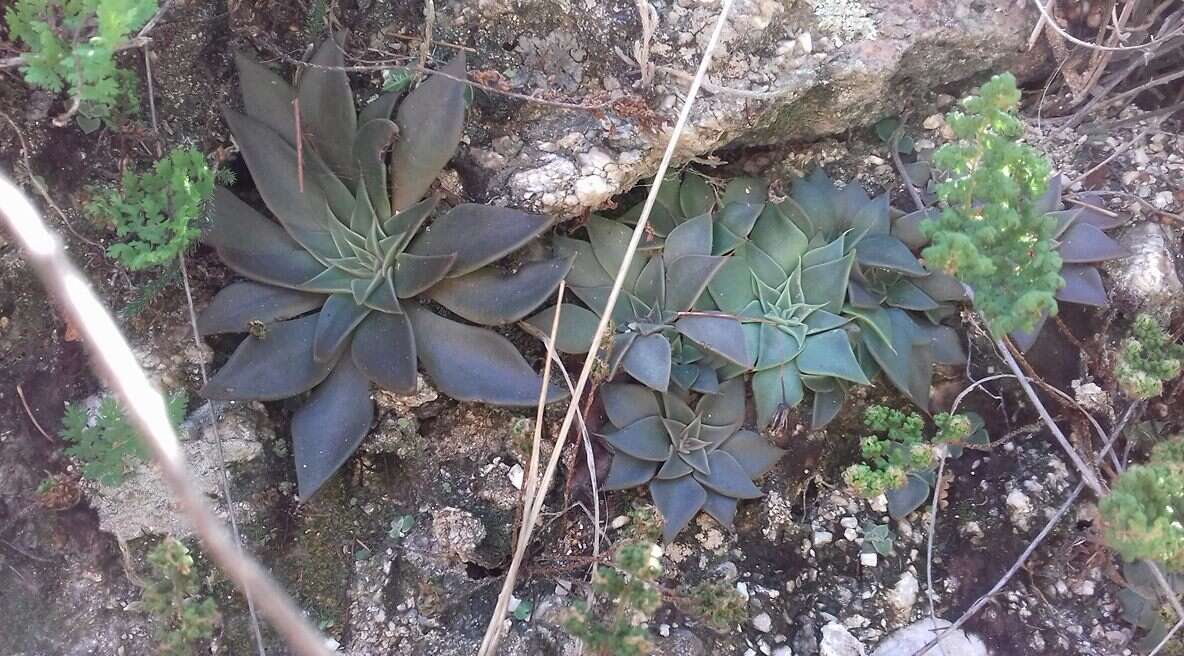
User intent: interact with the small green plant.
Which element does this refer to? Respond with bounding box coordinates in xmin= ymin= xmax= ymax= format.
xmin=598 ymin=379 xmax=785 ymax=542
xmin=1100 ymin=437 xmax=1184 ymax=571
xmin=843 ymin=405 xmax=985 ymax=519
xmin=677 ymin=579 xmax=747 ymax=632
xmin=861 ymin=521 xmax=894 ymax=557
xmin=562 ymin=542 xmax=662 ymax=656
xmin=921 ymin=73 xmax=1060 ymax=336
xmin=1115 ymin=314 xmax=1184 ymax=400
xmin=85 ymin=147 xmax=213 ymax=270
xmin=4 ymin=0 xmax=153 ymax=127
xmin=60 ymin=391 xmax=187 ymax=486
xmin=140 ymin=537 xmax=219 ymax=655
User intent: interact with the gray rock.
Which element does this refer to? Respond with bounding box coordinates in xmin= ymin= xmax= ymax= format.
xmin=871 ymin=618 xmax=987 ymax=656
xmin=657 ymin=628 xmax=707 ymax=656
xmin=1106 ymin=221 xmax=1184 ymax=315
xmin=439 ymin=0 xmax=1041 ymax=217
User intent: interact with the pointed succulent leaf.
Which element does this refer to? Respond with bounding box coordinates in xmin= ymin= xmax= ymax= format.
xmin=862 ymin=308 xmax=922 ymax=402
xmin=797 ymin=329 xmax=870 ymax=385
xmin=696 ymin=451 xmax=762 ymax=499
xmin=915 ymin=322 xmax=964 ymax=365
xmin=714 ymin=200 xmax=763 ymax=254
xmin=676 ymin=314 xmax=752 ymax=368
xmin=650 ymin=476 xmax=707 ymax=543
xmin=679 ymin=173 xmax=714 ymax=218
xmin=1056 ymin=264 xmax=1108 ymax=306
xmin=299 ymin=268 xmax=356 ymax=294
xmin=811 ymin=385 xmax=845 ymax=428
xmin=620 ymin=333 xmax=672 ymax=392
xmin=885 ymin=279 xmax=940 ymax=311
xmin=1009 ymin=312 xmax=1048 ymax=353
xmin=585 ymin=216 xmax=644 ymax=288
xmin=202 ymin=315 xmax=337 ymax=401
xmin=392 ymin=54 xmax=467 ymax=210
xmin=722 ymin=176 xmax=768 ymax=207
xmin=657 ymin=456 xmax=694 ymax=479
xmin=206 ymin=189 xmax=330 ymax=289
xmin=298 ymin=36 xmax=359 ymax=186
xmin=406 ymin=304 xmax=566 ymax=405
xmin=1048 ymin=209 xmax=1079 ymax=238
xmin=754 ymin=323 xmax=802 ymax=370
xmin=555 ymin=235 xmax=612 ymax=287
xmin=223 ymin=110 xmax=343 ymax=255
xmin=702 ymin=492 xmax=739 ymax=528
xmin=752 ymin=364 xmax=804 ymax=428
xmin=707 ymin=255 xmax=757 ymax=314
xmin=353 ymin=118 xmax=398 ymax=220
xmin=407 ymin=204 xmax=552 ymax=276
xmin=429 ymin=257 xmax=571 ymax=325
xmin=600 ymin=383 xmax=661 ymax=427
xmin=1073 ymin=201 xmax=1125 ymax=230
xmin=856 ymin=234 xmax=928 ymax=275
xmin=314 ymin=294 xmax=371 ymax=362
xmin=748 ymin=203 xmax=809 ymax=273
xmin=892 ymin=208 xmax=936 ymax=249
xmin=197 ymin=281 xmax=323 ymax=335
xmin=912 ymin=271 xmax=968 ymax=302
xmin=681 ymin=448 xmax=711 ymax=475
xmin=805 ymin=310 xmax=849 ymax=334
xmin=845 ymin=192 xmax=890 ymax=244
xmin=800 ymin=251 xmax=854 ymax=313
xmin=721 ymin=430 xmax=784 ymax=477
xmin=1057 ymin=222 xmax=1126 ymax=263
xmin=521 ymin=303 xmax=600 ymax=354
xmin=666 ymin=254 xmax=726 ymax=311
xmin=391 ymin=252 xmax=456 ymax=298
xmin=887 ymin=473 xmax=931 ymax=519
xmin=1034 ymin=174 xmax=1062 ymax=215
xmin=351 ymin=311 xmax=417 ymax=393
xmin=361 ymin=274 xmax=402 ymax=313
xmin=663 ymin=213 xmax=713 ymax=262
xmin=382 ymin=196 xmax=438 ymax=245
xmin=291 ymin=357 xmax=373 ymax=498
xmin=790 ymin=170 xmax=838 ymax=234
xmin=234 ymin=52 xmax=296 ymax=143
xmin=633 ymin=256 xmax=666 ymax=308
xmin=802 ymin=236 xmax=845 ymax=269
xmin=605 ymin=453 xmax=659 ymax=490
xmin=698 ymin=378 xmax=746 ymax=428
xmin=601 ymin=416 xmax=672 ymax=462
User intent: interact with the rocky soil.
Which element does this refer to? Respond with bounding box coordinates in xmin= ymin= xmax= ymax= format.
xmin=2 ymin=0 xmax=1182 ymax=655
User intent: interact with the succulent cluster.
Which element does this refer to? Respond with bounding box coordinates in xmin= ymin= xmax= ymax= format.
xmin=200 ymin=37 xmax=566 ymax=497
xmin=1115 ymin=314 xmax=1184 ymax=400
xmin=844 ymin=405 xmax=985 ymax=519
xmin=599 ymin=379 xmax=784 ymax=541
xmin=1101 ymin=437 xmax=1184 ymax=571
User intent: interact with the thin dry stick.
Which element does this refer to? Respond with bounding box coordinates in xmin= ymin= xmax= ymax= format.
xmin=0 ymin=174 xmax=332 ymax=656
xmin=16 ymin=383 xmax=54 ymax=442
xmin=1026 ymin=0 xmax=1056 ymax=50
xmin=179 ymin=256 xmax=269 ymax=656
xmin=293 ymin=99 xmax=304 ymax=193
xmin=996 ymin=336 xmax=1105 ymax=495
xmin=1150 ymin=618 xmax=1184 ymax=656
xmin=475 ymin=2 xmax=736 ymax=653
xmin=416 ymin=0 xmax=435 ymax=81
xmin=923 ymin=454 xmax=951 ymax=656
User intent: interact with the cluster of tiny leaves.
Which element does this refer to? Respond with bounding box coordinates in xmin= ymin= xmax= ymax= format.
xmin=679 ymin=580 xmax=747 ymax=632
xmin=843 ymin=405 xmax=967 ymax=498
xmin=1100 ymin=438 xmax=1184 ymax=572
xmin=563 ymin=542 xmax=663 ymax=656
xmin=141 ymin=537 xmax=219 ymax=655
xmin=86 ymin=147 xmax=213 ymax=270
xmin=60 ymin=391 xmax=187 ymax=486
xmin=4 ymin=0 xmax=154 ymax=122
xmin=921 ymin=73 xmax=1060 ymax=336
xmin=1115 ymin=314 xmax=1184 ymax=400
xmin=861 ymin=522 xmax=894 ymax=556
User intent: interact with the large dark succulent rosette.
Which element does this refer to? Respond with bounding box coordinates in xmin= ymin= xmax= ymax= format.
xmin=599 ymin=379 xmax=785 ymax=542
xmin=198 ymin=37 xmax=568 ymax=497
xmin=896 ymin=174 xmax=1127 ymax=350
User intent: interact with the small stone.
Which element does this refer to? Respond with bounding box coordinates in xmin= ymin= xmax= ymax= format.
xmin=773 ymin=647 xmax=794 ymax=656
xmin=871 ymin=618 xmax=987 ymax=656
xmin=753 ymin=612 xmax=773 ymax=633
xmin=797 ymin=32 xmax=813 ymax=54
xmin=611 ymin=515 xmax=630 ymax=529
xmin=922 ymin=114 xmax=943 ymax=130
xmin=814 ymin=530 xmax=834 ymax=546
xmin=860 ymin=552 xmax=878 ymax=567
xmin=820 ymin=622 xmax=866 ymax=656
xmin=1006 ymin=489 xmax=1033 ymax=530
xmin=840 ymin=517 xmax=859 ymax=529
xmin=889 ymin=572 xmax=919 ymax=614
xmin=507 ymin=463 xmax=524 ymax=489
xmin=1072 ymin=580 xmax=1095 ymax=596
xmin=660 ymin=623 xmax=671 ymax=637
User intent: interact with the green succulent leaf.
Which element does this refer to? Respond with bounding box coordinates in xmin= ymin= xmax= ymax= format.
xmin=679 ymin=173 xmax=714 ymax=218
xmin=202 ymin=315 xmax=338 ymax=401
xmin=619 ymin=333 xmax=673 ymax=392
xmin=751 ymin=365 xmax=804 ymax=429
xmin=1057 ymin=264 xmax=1108 ymax=306
xmin=350 ymin=311 xmax=418 ymax=394
xmin=797 ymin=330 xmax=869 ymax=385
xmin=299 ymin=35 xmax=359 ymax=187
xmin=1057 ymin=222 xmax=1126 ymax=263
xmin=291 ymin=357 xmax=374 ymax=498
xmin=600 ymin=383 xmax=662 ymax=427
xmin=392 ymin=54 xmax=467 ymax=211
xmin=887 ymin=473 xmax=931 ymax=520
xmin=407 ymin=204 xmax=553 ymax=276
xmin=234 ymin=52 xmax=297 ymax=143
xmin=695 ymin=451 xmax=763 ymax=499
xmin=650 ymin=476 xmax=707 ymax=544
xmin=205 ymin=188 xmax=328 ymax=288
xmin=521 ymin=303 xmax=600 ymax=354
xmin=197 ymin=281 xmax=323 ymax=335
xmin=675 ymin=314 xmax=751 ymax=368
xmin=429 ymin=257 xmax=573 ymax=325
xmin=721 ymin=430 xmax=785 ymax=478
xmin=406 ymin=304 xmax=567 ymax=405
xmin=601 ymin=416 xmax=672 ymax=462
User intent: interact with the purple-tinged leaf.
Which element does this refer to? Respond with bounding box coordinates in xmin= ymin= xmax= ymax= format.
xmin=292 ymin=358 xmax=374 ymax=498
xmin=198 ymin=281 xmax=324 ymax=335
xmin=202 ymin=315 xmax=337 ymax=401
xmin=392 ymin=54 xmax=466 ymax=210
xmin=351 ymin=311 xmax=417 ymax=394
